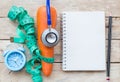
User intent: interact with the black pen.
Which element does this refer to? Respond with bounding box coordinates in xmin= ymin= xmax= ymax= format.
xmin=106 ymin=14 xmax=112 ymax=82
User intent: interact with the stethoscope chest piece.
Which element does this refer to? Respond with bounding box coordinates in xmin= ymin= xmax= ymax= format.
xmin=42 ymin=28 xmax=59 ymax=47
xmin=41 ymin=0 xmax=59 ymax=47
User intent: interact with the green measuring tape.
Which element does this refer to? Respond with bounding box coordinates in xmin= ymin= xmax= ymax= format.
xmin=8 ymin=6 xmax=54 ymax=82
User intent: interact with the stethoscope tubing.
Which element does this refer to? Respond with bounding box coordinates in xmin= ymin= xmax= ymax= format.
xmin=41 ymin=0 xmax=59 ymax=47
xmin=46 ymin=0 xmax=51 ymax=26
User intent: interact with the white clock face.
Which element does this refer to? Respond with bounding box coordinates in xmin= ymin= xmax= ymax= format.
xmin=5 ymin=51 xmax=26 ymax=71
xmin=7 ymin=52 xmax=24 ymax=67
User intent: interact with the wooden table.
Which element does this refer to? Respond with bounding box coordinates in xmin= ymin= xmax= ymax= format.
xmin=0 ymin=0 xmax=120 ymax=82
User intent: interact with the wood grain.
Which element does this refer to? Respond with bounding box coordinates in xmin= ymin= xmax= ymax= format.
xmin=0 ymin=40 xmax=62 ymax=63
xmin=106 ymin=17 xmax=120 ymax=39
xmin=0 ymin=40 xmax=120 ymax=63
xmin=0 ymin=0 xmax=120 ymax=82
xmin=0 ymin=0 xmax=120 ymax=17
xmin=1 ymin=17 xmax=120 ymax=39
xmin=0 ymin=63 xmax=120 ymax=82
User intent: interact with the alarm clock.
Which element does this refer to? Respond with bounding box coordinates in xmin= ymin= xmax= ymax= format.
xmin=3 ymin=44 xmax=26 ymax=71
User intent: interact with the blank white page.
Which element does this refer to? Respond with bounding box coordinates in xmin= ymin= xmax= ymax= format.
xmin=62 ymin=12 xmax=106 ymax=71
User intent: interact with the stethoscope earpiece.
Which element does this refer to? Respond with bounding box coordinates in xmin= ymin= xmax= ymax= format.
xmin=41 ymin=0 xmax=59 ymax=47
xmin=42 ymin=28 xmax=59 ymax=47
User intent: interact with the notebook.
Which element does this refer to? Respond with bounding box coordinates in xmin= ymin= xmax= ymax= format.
xmin=62 ymin=12 xmax=106 ymax=71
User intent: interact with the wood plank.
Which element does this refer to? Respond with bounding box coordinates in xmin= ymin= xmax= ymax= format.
xmin=0 ymin=63 xmax=119 ymax=82
xmin=1 ymin=17 xmax=120 ymax=39
xmin=0 ymin=40 xmax=62 ymax=63
xmin=0 ymin=40 xmax=120 ymax=63
xmin=0 ymin=18 xmax=61 ymax=39
xmin=0 ymin=0 xmax=120 ymax=82
xmin=0 ymin=0 xmax=120 ymax=17
xmin=106 ymin=40 xmax=120 ymax=63
xmin=106 ymin=17 xmax=120 ymax=39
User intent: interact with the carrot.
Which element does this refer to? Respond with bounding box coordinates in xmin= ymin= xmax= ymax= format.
xmin=37 ymin=6 xmax=57 ymax=76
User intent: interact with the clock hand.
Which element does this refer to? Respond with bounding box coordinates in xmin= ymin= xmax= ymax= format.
xmin=8 ymin=59 xmax=14 ymax=61
xmin=14 ymin=61 xmax=19 ymax=67
xmin=13 ymin=55 xmax=19 ymax=61
xmin=16 ymin=57 xmax=23 ymax=66
xmin=16 ymin=60 xmax=21 ymax=66
xmin=13 ymin=56 xmax=19 ymax=66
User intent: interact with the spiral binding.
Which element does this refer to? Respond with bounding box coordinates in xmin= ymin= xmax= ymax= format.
xmin=62 ymin=13 xmax=67 ymax=70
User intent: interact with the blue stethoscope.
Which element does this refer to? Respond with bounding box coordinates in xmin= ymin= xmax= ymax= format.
xmin=42 ymin=0 xmax=59 ymax=47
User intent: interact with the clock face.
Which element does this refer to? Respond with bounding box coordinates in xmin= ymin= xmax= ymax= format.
xmin=5 ymin=50 xmax=26 ymax=71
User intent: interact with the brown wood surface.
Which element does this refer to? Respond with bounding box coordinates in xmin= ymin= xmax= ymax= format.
xmin=0 ymin=0 xmax=120 ymax=17
xmin=0 ymin=63 xmax=120 ymax=82
xmin=0 ymin=0 xmax=120 ymax=82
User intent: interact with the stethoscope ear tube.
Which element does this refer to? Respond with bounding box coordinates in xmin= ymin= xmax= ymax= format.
xmin=46 ymin=0 xmax=51 ymax=26
xmin=41 ymin=0 xmax=59 ymax=47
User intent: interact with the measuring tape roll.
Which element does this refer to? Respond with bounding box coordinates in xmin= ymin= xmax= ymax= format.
xmin=8 ymin=6 xmax=54 ymax=82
